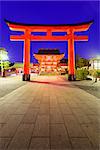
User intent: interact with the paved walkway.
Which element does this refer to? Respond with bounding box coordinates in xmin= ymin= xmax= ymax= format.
xmin=70 ymin=80 xmax=100 ymax=99
xmin=0 ymin=76 xmax=100 ymax=150
xmin=0 ymin=75 xmax=26 ymax=98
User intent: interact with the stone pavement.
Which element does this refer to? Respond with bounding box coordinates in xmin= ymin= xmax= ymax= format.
xmin=0 ymin=75 xmax=26 ymax=98
xmin=0 ymin=76 xmax=100 ymax=150
xmin=70 ymin=80 xmax=100 ymax=99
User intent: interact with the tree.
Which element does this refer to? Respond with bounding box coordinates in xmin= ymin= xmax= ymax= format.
xmin=75 ymin=54 xmax=80 ymax=68
xmin=9 ymin=62 xmax=15 ymax=67
xmin=75 ymin=55 xmax=89 ymax=68
xmin=76 ymin=69 xmax=89 ymax=80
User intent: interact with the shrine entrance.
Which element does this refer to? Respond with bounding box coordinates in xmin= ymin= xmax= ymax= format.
xmin=6 ymin=20 xmax=93 ymax=81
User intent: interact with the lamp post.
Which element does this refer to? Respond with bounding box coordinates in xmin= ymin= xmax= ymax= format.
xmin=0 ymin=48 xmax=9 ymax=77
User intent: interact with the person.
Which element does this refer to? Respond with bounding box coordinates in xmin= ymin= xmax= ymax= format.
xmin=94 ymin=77 xmax=97 ymax=82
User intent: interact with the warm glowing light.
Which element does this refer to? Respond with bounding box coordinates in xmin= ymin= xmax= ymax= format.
xmin=90 ymin=57 xmax=100 ymax=70
xmin=0 ymin=49 xmax=9 ymax=61
xmin=46 ymin=56 xmax=52 ymax=61
xmin=41 ymin=62 xmax=45 ymax=65
xmin=53 ymin=62 xmax=57 ymax=65
xmin=47 ymin=66 xmax=51 ymax=69
xmin=0 ymin=48 xmax=9 ymax=77
xmin=0 ymin=54 xmax=9 ymax=60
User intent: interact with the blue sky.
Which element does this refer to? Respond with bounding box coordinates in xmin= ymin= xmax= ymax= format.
xmin=0 ymin=1 xmax=99 ymax=62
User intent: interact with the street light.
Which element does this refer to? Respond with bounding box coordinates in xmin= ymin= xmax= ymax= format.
xmin=0 ymin=48 xmax=9 ymax=77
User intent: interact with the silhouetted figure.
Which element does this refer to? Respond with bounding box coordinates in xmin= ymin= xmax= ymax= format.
xmin=95 ymin=77 xmax=97 ymax=82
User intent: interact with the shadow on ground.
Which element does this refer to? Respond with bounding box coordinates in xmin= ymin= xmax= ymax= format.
xmin=29 ymin=80 xmax=75 ymax=88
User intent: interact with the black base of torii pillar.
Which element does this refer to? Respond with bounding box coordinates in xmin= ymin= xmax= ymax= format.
xmin=68 ymin=74 xmax=76 ymax=81
xmin=22 ymin=74 xmax=30 ymax=81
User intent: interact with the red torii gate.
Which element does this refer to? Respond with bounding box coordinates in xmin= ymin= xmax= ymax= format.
xmin=5 ymin=20 xmax=93 ymax=81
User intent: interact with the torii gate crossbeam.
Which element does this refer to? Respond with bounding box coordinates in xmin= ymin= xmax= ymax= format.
xmin=5 ymin=20 xmax=93 ymax=81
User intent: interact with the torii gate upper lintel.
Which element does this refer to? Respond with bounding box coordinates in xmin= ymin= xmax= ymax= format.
xmin=5 ymin=20 xmax=93 ymax=81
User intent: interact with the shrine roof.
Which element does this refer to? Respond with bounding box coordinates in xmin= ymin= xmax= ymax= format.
xmin=60 ymin=58 xmax=68 ymax=63
xmin=34 ymin=49 xmax=64 ymax=55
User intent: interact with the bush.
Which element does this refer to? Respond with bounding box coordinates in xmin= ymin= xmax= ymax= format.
xmin=76 ymin=69 xmax=89 ymax=80
xmin=89 ymin=69 xmax=100 ymax=78
xmin=96 ymin=70 xmax=100 ymax=78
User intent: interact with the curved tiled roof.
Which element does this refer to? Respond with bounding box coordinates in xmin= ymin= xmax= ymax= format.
xmin=34 ymin=49 xmax=64 ymax=55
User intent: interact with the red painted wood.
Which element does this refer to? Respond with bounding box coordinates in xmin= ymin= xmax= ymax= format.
xmin=23 ymin=30 xmax=30 ymax=75
xmin=10 ymin=35 xmax=88 ymax=41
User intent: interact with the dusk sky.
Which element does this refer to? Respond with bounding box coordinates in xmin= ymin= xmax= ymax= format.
xmin=0 ymin=1 xmax=99 ymax=63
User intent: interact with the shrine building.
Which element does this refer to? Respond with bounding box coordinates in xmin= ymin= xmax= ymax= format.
xmin=34 ymin=48 xmax=65 ymax=74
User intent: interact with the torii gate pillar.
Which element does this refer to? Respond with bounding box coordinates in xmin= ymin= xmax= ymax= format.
xmin=68 ymin=30 xmax=75 ymax=81
xmin=23 ymin=30 xmax=30 ymax=81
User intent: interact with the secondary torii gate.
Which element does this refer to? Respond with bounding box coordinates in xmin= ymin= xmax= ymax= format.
xmin=5 ymin=20 xmax=93 ymax=81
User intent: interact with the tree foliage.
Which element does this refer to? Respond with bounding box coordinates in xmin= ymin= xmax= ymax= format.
xmin=0 ymin=61 xmax=14 ymax=70
xmin=75 ymin=54 xmax=89 ymax=68
xmin=0 ymin=61 xmax=10 ymax=69
xmin=76 ymin=69 xmax=89 ymax=80
xmin=90 ymin=69 xmax=100 ymax=78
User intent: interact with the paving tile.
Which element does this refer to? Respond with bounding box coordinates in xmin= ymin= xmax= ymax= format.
xmin=88 ymin=114 xmax=100 ymax=124
xmin=50 ymin=96 xmax=58 ymax=108
xmin=71 ymin=108 xmax=92 ymax=124
xmin=50 ymin=124 xmax=71 ymax=149
xmin=0 ymin=104 xmax=12 ymax=114
xmin=39 ymin=104 xmax=49 ymax=115
xmin=29 ymin=138 xmax=50 ymax=150
xmin=0 ymin=123 xmax=5 ymax=129
xmin=50 ymin=108 xmax=64 ymax=124
xmin=30 ymin=99 xmax=41 ymax=108
xmin=81 ymin=105 xmax=96 ymax=115
xmin=67 ymin=101 xmax=79 ymax=108
xmin=0 ymin=113 xmax=10 ymax=124
xmin=7 ymin=124 xmax=34 ymax=150
xmin=22 ymin=108 xmax=39 ymax=124
xmin=41 ymin=96 xmax=50 ymax=104
xmin=13 ymin=104 xmax=30 ymax=115
xmin=0 ymin=115 xmax=24 ymax=137
xmin=64 ymin=115 xmax=86 ymax=137
xmin=0 ymin=105 xmax=19 ymax=124
xmin=32 ymin=115 xmax=49 ymax=137
xmin=17 ymin=98 xmax=34 ymax=104
xmin=0 ymin=138 xmax=11 ymax=150
xmin=57 ymin=95 xmax=66 ymax=104
xmin=6 ymin=105 xmax=19 ymax=114
xmin=71 ymin=138 xmax=93 ymax=150
xmin=81 ymin=124 xmax=99 ymax=149
xmin=59 ymin=104 xmax=72 ymax=115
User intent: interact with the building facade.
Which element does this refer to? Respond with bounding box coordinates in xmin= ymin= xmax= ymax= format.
xmin=34 ymin=48 xmax=66 ymax=74
xmin=89 ymin=57 xmax=100 ymax=70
